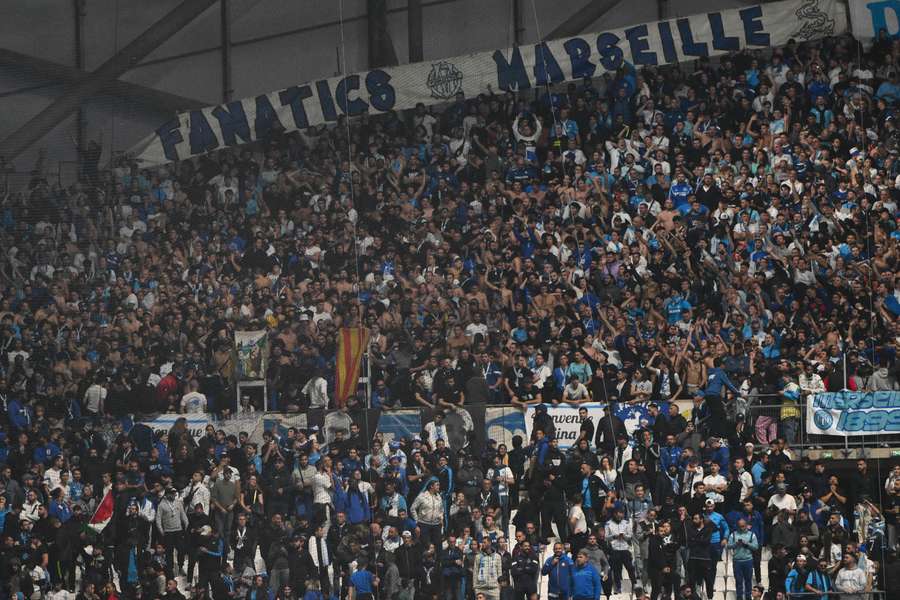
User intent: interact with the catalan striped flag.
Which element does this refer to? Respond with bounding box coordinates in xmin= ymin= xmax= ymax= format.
xmin=335 ymin=327 xmax=369 ymax=407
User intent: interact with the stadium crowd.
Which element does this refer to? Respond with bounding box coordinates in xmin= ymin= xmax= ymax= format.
xmin=1 ymin=27 xmax=900 ymax=600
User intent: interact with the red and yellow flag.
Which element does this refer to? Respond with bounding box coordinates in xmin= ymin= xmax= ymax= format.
xmin=335 ymin=327 xmax=369 ymax=407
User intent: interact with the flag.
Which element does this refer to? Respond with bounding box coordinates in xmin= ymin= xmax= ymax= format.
xmin=234 ymin=330 xmax=269 ymax=380
xmin=335 ymin=327 xmax=369 ymax=407
xmin=88 ymin=489 xmax=115 ymax=532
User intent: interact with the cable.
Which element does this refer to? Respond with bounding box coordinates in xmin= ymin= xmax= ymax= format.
xmin=527 ymin=0 xmax=563 ymax=163
xmin=337 ymin=0 xmax=372 ymax=414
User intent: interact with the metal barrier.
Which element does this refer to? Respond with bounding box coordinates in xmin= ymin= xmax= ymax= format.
xmin=239 ymin=399 xmax=900 ymax=455
xmin=746 ymin=401 xmax=900 ymax=452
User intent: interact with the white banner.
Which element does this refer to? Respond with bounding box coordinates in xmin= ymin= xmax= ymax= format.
xmin=807 ymin=391 xmax=900 ymax=436
xmin=849 ymin=0 xmax=900 ymax=42
xmin=131 ymin=0 xmax=845 ymax=165
xmin=140 ymin=413 xmax=211 ymax=441
xmin=525 ymin=402 xmax=607 ymax=448
xmin=525 ymin=401 xmax=681 ymax=448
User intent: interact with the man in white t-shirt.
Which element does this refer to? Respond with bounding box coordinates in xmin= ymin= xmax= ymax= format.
xmin=180 ymin=380 xmax=208 ymax=413
xmin=767 ymin=483 xmax=797 ymax=516
xmin=83 ymin=379 xmax=107 ymax=416
xmin=303 ymin=372 xmax=330 ymax=409
xmin=424 ymin=412 xmax=449 ymax=449
xmin=703 ymin=461 xmax=728 ymax=504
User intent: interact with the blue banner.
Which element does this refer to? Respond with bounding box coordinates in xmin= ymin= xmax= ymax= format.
xmin=808 ymin=391 xmax=900 ymax=435
xmin=377 ymin=409 xmax=423 ymax=445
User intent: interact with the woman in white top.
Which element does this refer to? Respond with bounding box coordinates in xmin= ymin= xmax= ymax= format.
xmin=568 ymin=495 xmax=589 ymax=551
xmin=599 ymin=456 xmax=617 ymax=489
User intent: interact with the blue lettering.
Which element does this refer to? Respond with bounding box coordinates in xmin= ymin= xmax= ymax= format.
xmin=315 ymin=80 xmax=338 ymax=122
xmin=156 ymin=117 xmax=183 ymax=162
xmin=888 ymin=409 xmax=900 ymax=431
xmin=657 ymin=21 xmax=678 ymax=63
xmin=563 ymin=37 xmax=596 ymax=79
xmin=739 ymin=6 xmax=770 ymax=46
xmin=335 ymin=75 xmax=369 ymax=116
xmin=865 ymin=411 xmax=888 ymax=431
xmin=253 ymin=94 xmax=284 ymax=138
xmin=708 ymin=13 xmax=739 ymax=51
xmin=365 ymin=70 xmax=396 ymax=111
xmin=278 ymin=85 xmax=313 ymax=129
xmin=868 ymin=1 xmax=900 ymax=37
xmin=677 ymin=19 xmax=709 ymax=57
xmin=855 ymin=394 xmax=873 ymax=410
xmin=211 ymin=101 xmax=252 ymax=146
xmin=596 ymin=33 xmax=623 ymax=71
xmin=625 ymin=24 xmax=658 ymax=66
xmin=533 ymin=42 xmax=565 ymax=85
xmin=188 ymin=111 xmax=219 ymax=155
xmin=492 ymin=48 xmax=531 ymax=91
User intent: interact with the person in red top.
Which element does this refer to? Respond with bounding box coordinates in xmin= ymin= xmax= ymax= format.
xmin=156 ymin=371 xmax=179 ymax=410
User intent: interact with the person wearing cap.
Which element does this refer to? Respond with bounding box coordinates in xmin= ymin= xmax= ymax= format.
xmin=155 ymin=485 xmax=189 ymax=578
xmin=784 ymin=553 xmax=810 ymax=597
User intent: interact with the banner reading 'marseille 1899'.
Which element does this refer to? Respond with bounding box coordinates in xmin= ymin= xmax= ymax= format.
xmin=131 ymin=0 xmax=846 ymax=166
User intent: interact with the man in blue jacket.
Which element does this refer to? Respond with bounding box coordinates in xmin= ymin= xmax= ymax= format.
xmin=704 ymin=500 xmax=730 ymax=572
xmin=703 ymin=437 xmax=730 ymax=472
xmin=726 ymin=498 xmax=765 ymax=584
xmin=571 ymin=550 xmax=603 ymax=600
xmin=8 ymin=397 xmax=32 ymax=432
xmin=659 ymin=435 xmax=683 ymax=473
xmin=542 ymin=542 xmax=574 ymax=600
xmin=703 ymin=358 xmax=742 ymax=437
xmin=704 ymin=358 xmax=741 ymax=399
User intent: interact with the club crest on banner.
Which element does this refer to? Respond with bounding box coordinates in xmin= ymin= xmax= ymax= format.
xmin=427 ymin=61 xmax=463 ymax=99
xmin=793 ymin=0 xmax=837 ymax=40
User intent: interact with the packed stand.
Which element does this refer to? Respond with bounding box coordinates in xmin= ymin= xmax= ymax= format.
xmin=1 ymin=29 xmax=900 ymax=600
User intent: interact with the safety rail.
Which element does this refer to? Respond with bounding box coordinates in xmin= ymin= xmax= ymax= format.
xmin=744 ymin=401 xmax=900 ymax=452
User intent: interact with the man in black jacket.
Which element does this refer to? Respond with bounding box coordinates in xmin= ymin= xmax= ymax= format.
xmin=510 ymin=541 xmax=539 ymax=600
xmin=289 ymin=535 xmax=318 ymax=595
xmin=595 ymin=411 xmax=627 ymax=455
xmin=686 ymin=513 xmax=714 ymax=599
xmin=538 ymin=438 xmax=568 ymax=544
xmin=185 ymin=502 xmax=211 ymax=581
xmin=231 ymin=513 xmax=257 ymax=574
xmin=394 ymin=531 xmax=420 ymax=600
xmin=530 ymin=404 xmax=555 ymax=441
xmin=265 ymin=456 xmax=294 ymax=516
xmin=648 ymin=520 xmax=679 ymax=600
xmin=766 ymin=544 xmax=791 ymax=596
